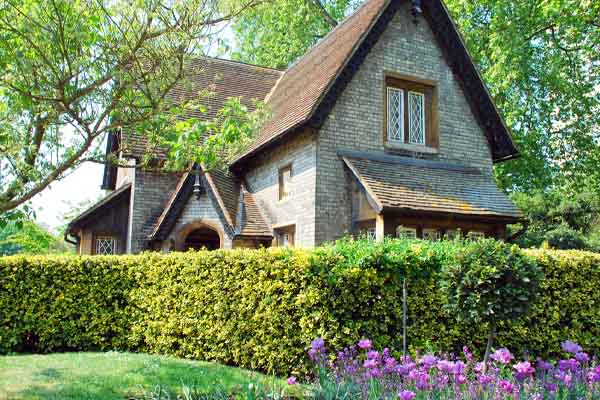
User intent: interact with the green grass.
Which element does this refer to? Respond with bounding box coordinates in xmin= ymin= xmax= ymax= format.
xmin=0 ymin=352 xmax=289 ymax=400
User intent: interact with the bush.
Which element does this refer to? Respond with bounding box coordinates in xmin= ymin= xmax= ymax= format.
xmin=440 ymin=240 xmax=542 ymax=362
xmin=1 ymin=240 xmax=600 ymax=376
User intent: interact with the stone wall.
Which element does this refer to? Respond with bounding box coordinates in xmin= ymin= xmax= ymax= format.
xmin=243 ymin=130 xmax=317 ymax=247
xmin=162 ymin=184 xmax=234 ymax=251
xmin=315 ymin=2 xmax=495 ymax=244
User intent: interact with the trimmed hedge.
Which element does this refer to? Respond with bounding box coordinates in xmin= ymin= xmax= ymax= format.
xmin=1 ymin=241 xmax=599 ymax=376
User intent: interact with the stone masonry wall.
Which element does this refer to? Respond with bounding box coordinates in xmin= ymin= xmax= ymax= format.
xmin=315 ymin=2 xmax=495 ymax=244
xmin=244 ymin=130 xmax=317 ymax=247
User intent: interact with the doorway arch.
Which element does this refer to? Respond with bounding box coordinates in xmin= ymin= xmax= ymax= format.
xmin=174 ymin=220 xmax=224 ymax=251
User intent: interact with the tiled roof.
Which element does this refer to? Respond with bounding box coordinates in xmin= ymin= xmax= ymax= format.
xmin=238 ymin=190 xmax=272 ymax=237
xmin=234 ymin=0 xmax=386 ymax=162
xmin=121 ymin=57 xmax=282 ymax=158
xmin=342 ymin=152 xmax=521 ymax=220
xmin=67 ymin=184 xmax=132 ymax=233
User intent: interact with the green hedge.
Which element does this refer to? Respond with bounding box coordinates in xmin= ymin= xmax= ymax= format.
xmin=1 ymin=241 xmax=599 ymax=375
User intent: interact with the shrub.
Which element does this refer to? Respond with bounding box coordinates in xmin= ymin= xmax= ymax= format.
xmin=1 ymin=240 xmax=600 ymax=376
xmin=440 ymin=240 xmax=542 ymax=363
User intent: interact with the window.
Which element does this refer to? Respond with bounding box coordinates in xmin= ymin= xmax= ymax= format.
xmin=275 ymin=225 xmax=295 ymax=247
xmin=366 ymin=228 xmax=376 ymax=241
xmin=385 ymin=76 xmax=437 ymax=148
xmin=467 ymin=231 xmax=485 ymax=240
xmin=396 ymin=226 xmax=417 ymax=239
xmin=387 ymin=87 xmax=404 ymax=142
xmin=422 ymin=228 xmax=440 ymax=241
xmin=408 ymin=91 xmax=425 ymax=145
xmin=95 ymin=236 xmax=117 ymax=255
xmin=278 ymin=165 xmax=292 ymax=201
xmin=445 ymin=229 xmax=461 ymax=240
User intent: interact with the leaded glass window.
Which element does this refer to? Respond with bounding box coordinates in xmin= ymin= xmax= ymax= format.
xmin=396 ymin=226 xmax=417 ymax=239
xmin=387 ymin=87 xmax=404 ymax=142
xmin=422 ymin=228 xmax=440 ymax=241
xmin=96 ymin=236 xmax=117 ymax=255
xmin=408 ymin=91 xmax=425 ymax=145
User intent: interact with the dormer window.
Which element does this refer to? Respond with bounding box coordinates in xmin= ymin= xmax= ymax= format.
xmin=385 ymin=75 xmax=438 ymax=150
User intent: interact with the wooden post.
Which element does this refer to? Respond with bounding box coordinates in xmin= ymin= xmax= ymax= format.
xmin=376 ymin=213 xmax=385 ymax=242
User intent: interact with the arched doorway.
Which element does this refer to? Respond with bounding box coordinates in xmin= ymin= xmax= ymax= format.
xmin=174 ymin=220 xmax=224 ymax=251
xmin=183 ymin=227 xmax=220 ymax=250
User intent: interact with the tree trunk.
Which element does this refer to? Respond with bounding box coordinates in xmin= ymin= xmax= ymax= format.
xmin=482 ymin=321 xmax=496 ymax=373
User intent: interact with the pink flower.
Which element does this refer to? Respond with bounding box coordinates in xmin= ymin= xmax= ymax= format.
xmin=398 ymin=390 xmax=416 ymax=400
xmin=364 ymin=359 xmax=378 ymax=369
xmin=358 ymin=339 xmax=372 ymax=350
xmin=287 ymin=376 xmax=296 ymax=385
xmin=491 ymin=348 xmax=514 ymax=365
xmin=498 ymin=379 xmax=514 ymax=394
xmin=513 ymin=361 xmax=535 ymax=380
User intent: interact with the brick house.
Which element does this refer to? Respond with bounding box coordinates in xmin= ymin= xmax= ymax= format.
xmin=67 ymin=0 xmax=522 ymax=255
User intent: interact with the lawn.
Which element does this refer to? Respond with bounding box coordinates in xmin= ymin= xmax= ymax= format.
xmin=0 ymin=352 xmax=288 ymax=400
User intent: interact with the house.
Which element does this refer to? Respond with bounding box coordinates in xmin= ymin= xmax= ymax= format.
xmin=67 ymin=0 xmax=522 ymax=255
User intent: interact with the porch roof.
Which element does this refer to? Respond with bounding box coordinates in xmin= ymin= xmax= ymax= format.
xmin=342 ymin=151 xmax=522 ymax=221
xmin=67 ymin=183 xmax=132 ymax=234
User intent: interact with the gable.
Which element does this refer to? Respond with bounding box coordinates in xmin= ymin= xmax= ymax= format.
xmin=232 ymin=0 xmax=518 ymax=168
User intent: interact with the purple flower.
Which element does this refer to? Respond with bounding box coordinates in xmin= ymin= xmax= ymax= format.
xmin=398 ymin=390 xmax=416 ymax=400
xmin=575 ymin=351 xmax=590 ymax=364
xmin=463 ymin=346 xmax=474 ymax=362
xmin=312 ymin=337 xmax=325 ymax=351
xmin=558 ymin=358 xmax=579 ymax=372
xmin=437 ymin=360 xmax=455 ymax=374
xmin=561 ymin=340 xmax=583 ymax=354
xmin=367 ymin=350 xmax=380 ymax=360
xmin=287 ymin=376 xmax=296 ymax=385
xmin=490 ymin=348 xmax=514 ymax=365
xmin=498 ymin=379 xmax=514 ymax=394
xmin=513 ymin=361 xmax=535 ymax=380
xmin=364 ymin=359 xmax=378 ymax=369
xmin=477 ymin=374 xmax=494 ymax=385
xmin=545 ymin=383 xmax=558 ymax=393
xmin=587 ymin=366 xmax=600 ymax=383
xmin=419 ymin=354 xmax=438 ymax=369
xmin=455 ymin=374 xmax=467 ymax=385
xmin=536 ymin=359 xmax=553 ymax=371
xmin=358 ymin=339 xmax=372 ymax=350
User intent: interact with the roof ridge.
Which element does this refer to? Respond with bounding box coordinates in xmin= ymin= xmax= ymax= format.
xmin=200 ymin=55 xmax=284 ymax=73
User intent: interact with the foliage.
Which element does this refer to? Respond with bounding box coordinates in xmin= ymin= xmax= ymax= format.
xmin=511 ymin=185 xmax=600 ymax=251
xmin=440 ymin=240 xmax=542 ymax=361
xmin=0 ymin=219 xmax=71 ymax=255
xmin=229 ymin=0 xmax=600 ymax=194
xmin=0 ymin=352 xmax=288 ymax=400
xmin=230 ymin=0 xmax=359 ymax=69
xmin=0 ymin=0 xmax=263 ymax=214
xmin=307 ymin=337 xmax=600 ymax=399
xmin=1 ymin=241 xmax=600 ymax=377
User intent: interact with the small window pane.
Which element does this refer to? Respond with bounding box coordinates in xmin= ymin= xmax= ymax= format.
xmin=445 ymin=229 xmax=461 ymax=240
xmin=467 ymin=231 xmax=485 ymax=240
xmin=387 ymin=87 xmax=404 ymax=142
xmin=96 ymin=236 xmax=117 ymax=255
xmin=423 ymin=228 xmax=440 ymax=241
xmin=279 ymin=166 xmax=292 ymax=201
xmin=408 ymin=91 xmax=425 ymax=145
xmin=396 ymin=226 xmax=417 ymax=239
xmin=366 ymin=228 xmax=376 ymax=241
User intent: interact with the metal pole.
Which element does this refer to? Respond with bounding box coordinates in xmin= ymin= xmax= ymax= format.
xmin=403 ymin=277 xmax=407 ymax=357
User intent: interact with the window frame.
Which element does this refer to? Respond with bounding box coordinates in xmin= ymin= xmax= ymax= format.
xmin=396 ymin=225 xmax=417 ymax=239
xmin=422 ymin=228 xmax=441 ymax=241
xmin=95 ymin=235 xmax=118 ymax=255
xmin=383 ymin=74 xmax=438 ymax=151
xmin=278 ymin=164 xmax=293 ymax=201
xmin=467 ymin=231 xmax=486 ymax=240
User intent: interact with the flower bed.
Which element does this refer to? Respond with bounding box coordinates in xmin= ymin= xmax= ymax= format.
xmin=296 ymin=338 xmax=600 ymax=399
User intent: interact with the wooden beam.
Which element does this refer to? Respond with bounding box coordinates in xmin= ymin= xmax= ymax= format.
xmin=376 ymin=213 xmax=385 ymax=242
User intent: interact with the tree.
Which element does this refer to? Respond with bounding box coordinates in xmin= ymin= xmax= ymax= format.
xmin=440 ymin=240 xmax=542 ymax=367
xmin=0 ymin=0 xmax=262 ymax=217
xmin=229 ymin=0 xmax=600 ymax=194
xmin=0 ymin=219 xmax=71 ymax=255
